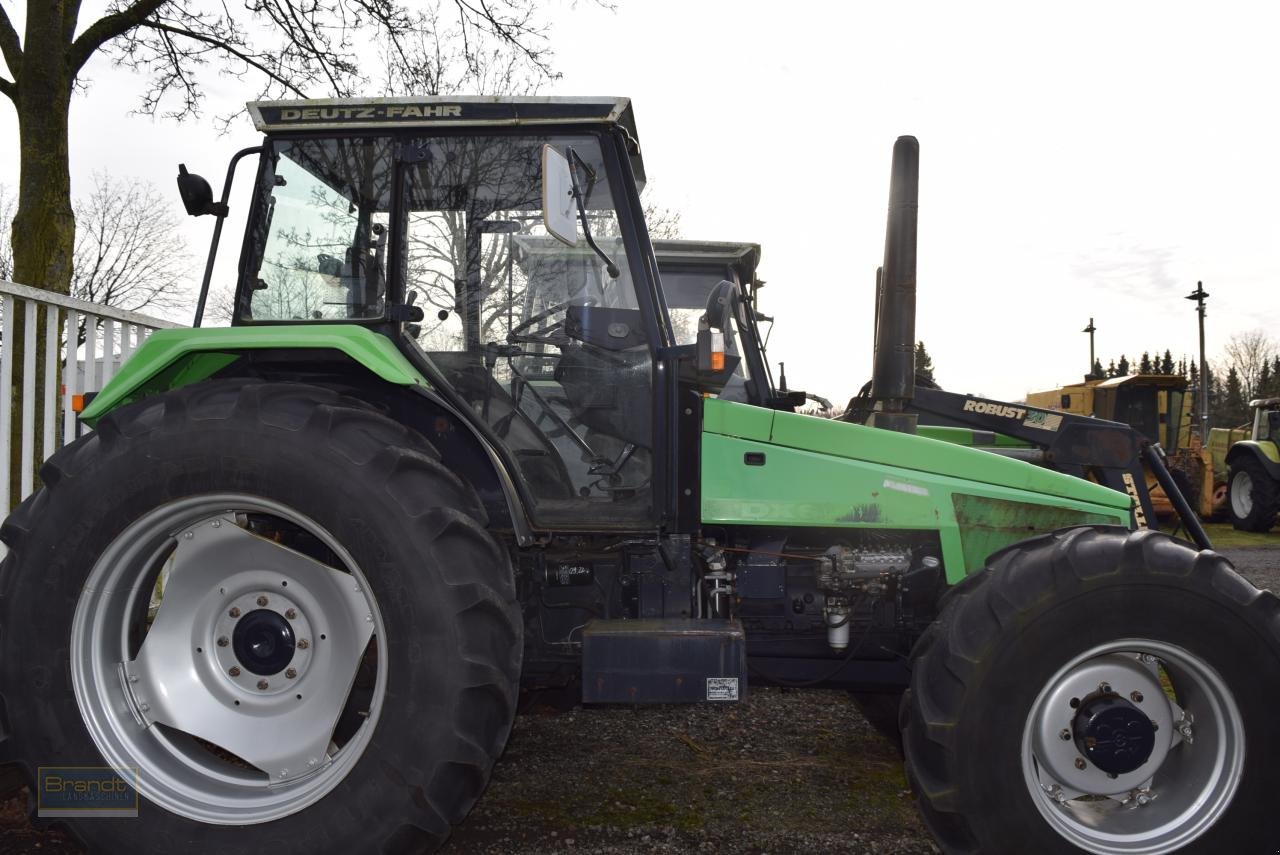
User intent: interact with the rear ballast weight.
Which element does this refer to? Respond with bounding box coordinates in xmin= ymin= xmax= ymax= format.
xmin=1 ymin=97 xmax=1275 ymax=855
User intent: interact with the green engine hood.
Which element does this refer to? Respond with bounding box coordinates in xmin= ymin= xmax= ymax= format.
xmin=703 ymin=399 xmax=1130 ymax=511
xmin=700 ymin=399 xmax=1133 ymax=581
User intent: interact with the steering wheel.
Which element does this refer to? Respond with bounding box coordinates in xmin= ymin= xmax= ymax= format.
xmin=508 ymin=296 xmax=598 ymax=346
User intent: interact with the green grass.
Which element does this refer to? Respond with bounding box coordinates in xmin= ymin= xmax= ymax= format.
xmin=1161 ymin=521 xmax=1278 ymax=549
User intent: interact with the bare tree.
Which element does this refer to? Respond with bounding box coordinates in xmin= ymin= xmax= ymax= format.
xmin=1222 ymin=329 xmax=1276 ymax=400
xmin=1 ymin=176 xmax=191 ymax=316
xmin=644 ymin=198 xmax=682 ymax=240
xmin=71 ymin=173 xmax=192 ymax=316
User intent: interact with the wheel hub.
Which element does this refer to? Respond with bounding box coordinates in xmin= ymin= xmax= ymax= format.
xmin=1072 ymin=693 xmax=1156 ymax=775
xmin=232 ymin=609 xmax=296 ymax=676
xmin=213 ymin=587 xmax=316 ymax=693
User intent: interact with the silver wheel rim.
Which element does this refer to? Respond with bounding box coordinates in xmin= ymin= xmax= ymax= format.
xmin=1231 ymin=470 xmax=1254 ymax=518
xmin=70 ymin=494 xmax=388 ymax=825
xmin=1021 ymin=639 xmax=1244 ymax=854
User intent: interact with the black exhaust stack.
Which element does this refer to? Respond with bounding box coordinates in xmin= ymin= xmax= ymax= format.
xmin=870 ymin=136 xmax=920 ymax=434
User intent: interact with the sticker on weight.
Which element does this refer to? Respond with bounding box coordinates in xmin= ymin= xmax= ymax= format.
xmin=706 ymin=677 xmax=739 ymax=701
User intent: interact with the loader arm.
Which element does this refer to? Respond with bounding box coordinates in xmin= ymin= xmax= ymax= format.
xmin=909 ymin=386 xmax=1212 ymax=549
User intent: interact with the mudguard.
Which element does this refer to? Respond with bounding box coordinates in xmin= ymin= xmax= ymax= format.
xmin=1226 ymin=440 xmax=1280 ymax=480
xmin=79 ymin=325 xmax=427 ymax=425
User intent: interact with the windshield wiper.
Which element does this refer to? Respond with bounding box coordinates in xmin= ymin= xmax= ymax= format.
xmin=566 ymin=147 xmax=620 ymax=279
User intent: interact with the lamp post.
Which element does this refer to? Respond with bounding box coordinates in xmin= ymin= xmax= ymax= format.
xmin=1185 ymin=282 xmax=1210 ymax=438
xmin=1082 ymin=318 xmax=1097 ymax=378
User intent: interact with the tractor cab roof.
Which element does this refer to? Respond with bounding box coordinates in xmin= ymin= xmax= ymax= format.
xmin=1249 ymin=397 xmax=1280 ymax=409
xmin=248 ymin=95 xmax=645 ymax=184
xmin=652 ymin=239 xmax=764 ymax=303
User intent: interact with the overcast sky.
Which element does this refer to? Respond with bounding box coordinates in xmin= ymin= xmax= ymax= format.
xmin=2 ymin=1 xmax=1277 ymax=405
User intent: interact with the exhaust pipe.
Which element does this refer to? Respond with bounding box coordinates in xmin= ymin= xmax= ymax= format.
xmin=870 ymin=136 xmax=920 ymax=434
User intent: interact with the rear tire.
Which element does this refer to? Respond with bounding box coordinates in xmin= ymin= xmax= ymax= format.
xmin=1227 ymin=456 xmax=1279 ymax=532
xmin=903 ymin=527 xmax=1280 ymax=854
xmin=0 ymin=380 xmax=521 ymax=854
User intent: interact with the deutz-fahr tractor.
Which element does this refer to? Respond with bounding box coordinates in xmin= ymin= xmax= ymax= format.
xmin=2 ymin=97 xmax=1277 ymax=854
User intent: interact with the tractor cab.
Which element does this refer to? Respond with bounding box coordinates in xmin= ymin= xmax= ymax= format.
xmin=226 ymin=98 xmax=661 ymax=527
xmin=1249 ymin=397 xmax=1280 ymax=445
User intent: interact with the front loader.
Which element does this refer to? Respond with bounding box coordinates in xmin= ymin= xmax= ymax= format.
xmin=1 ymin=99 xmax=1277 ymax=855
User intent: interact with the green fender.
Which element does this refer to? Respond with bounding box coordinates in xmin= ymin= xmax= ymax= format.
xmin=1226 ymin=440 xmax=1280 ymax=479
xmin=79 ymin=325 xmax=428 ymax=426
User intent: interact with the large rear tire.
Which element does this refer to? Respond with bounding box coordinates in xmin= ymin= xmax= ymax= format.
xmin=0 ymin=380 xmax=522 ymax=853
xmin=1227 ymin=456 xmax=1279 ymax=532
xmin=903 ymin=527 xmax=1280 ymax=854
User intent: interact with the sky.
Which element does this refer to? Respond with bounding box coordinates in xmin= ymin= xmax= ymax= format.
xmin=1 ymin=0 xmax=1278 ymax=406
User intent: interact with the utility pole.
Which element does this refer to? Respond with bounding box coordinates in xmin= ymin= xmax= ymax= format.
xmin=1082 ymin=318 xmax=1097 ymax=378
xmin=1185 ymin=281 xmax=1210 ymax=438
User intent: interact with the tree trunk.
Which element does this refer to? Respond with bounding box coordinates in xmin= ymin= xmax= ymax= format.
xmin=5 ymin=5 xmax=77 ymax=509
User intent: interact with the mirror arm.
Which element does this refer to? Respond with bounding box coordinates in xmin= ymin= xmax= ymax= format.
xmin=192 ymin=145 xmax=264 ymax=328
xmin=567 ymin=148 xmax=620 ymax=279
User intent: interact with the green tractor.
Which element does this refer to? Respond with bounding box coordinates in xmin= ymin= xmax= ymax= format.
xmin=2 ymin=98 xmax=1277 ymax=854
xmin=1226 ymin=397 xmax=1280 ymax=531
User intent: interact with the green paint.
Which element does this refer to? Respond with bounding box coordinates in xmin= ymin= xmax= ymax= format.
xmin=952 ymin=493 xmax=1115 ymax=573
xmin=918 ymin=425 xmax=1031 ymax=448
xmin=702 ymin=397 xmax=774 ymax=442
xmin=80 ymin=325 xmax=428 ymax=424
xmin=700 ymin=400 xmax=1130 ymax=583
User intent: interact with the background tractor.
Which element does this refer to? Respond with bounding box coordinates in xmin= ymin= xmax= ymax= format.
xmin=1 ymin=98 xmax=1276 ymax=855
xmin=1222 ymin=397 xmax=1280 ymax=531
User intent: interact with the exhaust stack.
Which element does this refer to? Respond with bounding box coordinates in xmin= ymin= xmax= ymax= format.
xmin=870 ymin=136 xmax=920 ymax=434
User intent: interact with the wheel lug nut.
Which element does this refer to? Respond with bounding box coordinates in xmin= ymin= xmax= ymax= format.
xmin=257 ymin=679 xmax=269 ymax=690
xmin=229 ymin=607 xmax=241 ymax=618
xmin=286 ymin=668 xmax=297 ymax=679
xmin=1151 ymin=720 xmax=1159 ymax=731
xmin=257 ymin=596 xmax=269 ymax=607
xmin=297 ymin=639 xmax=309 ymax=650
xmin=1074 ymin=757 xmax=1087 ymax=770
xmin=1059 ymin=729 xmax=1071 ymax=741
xmin=229 ymin=666 xmax=241 ymax=677
xmin=217 ymin=636 xmax=229 ymax=647
xmin=1130 ymin=690 xmax=1144 ymax=703
xmin=1099 ymin=682 xmax=1112 ymax=694
xmin=285 ymin=608 xmax=298 ymax=620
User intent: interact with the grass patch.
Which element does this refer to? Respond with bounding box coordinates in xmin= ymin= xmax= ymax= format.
xmin=1161 ymin=521 xmax=1278 ymax=549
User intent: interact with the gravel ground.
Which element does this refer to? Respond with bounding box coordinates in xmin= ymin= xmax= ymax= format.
xmin=4 ymin=545 xmax=1276 ymax=855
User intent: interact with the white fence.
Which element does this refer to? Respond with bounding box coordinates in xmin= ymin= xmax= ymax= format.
xmin=0 ymin=280 xmax=181 ymax=512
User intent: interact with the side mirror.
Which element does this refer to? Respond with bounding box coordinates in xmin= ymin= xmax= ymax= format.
xmin=177 ymin=164 xmax=225 ymax=217
xmin=541 ymin=145 xmax=578 ymax=247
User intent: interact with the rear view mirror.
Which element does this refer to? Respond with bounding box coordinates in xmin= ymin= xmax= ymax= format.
xmin=542 ymin=145 xmax=578 ymax=247
xmin=176 ymin=164 xmax=217 ymax=217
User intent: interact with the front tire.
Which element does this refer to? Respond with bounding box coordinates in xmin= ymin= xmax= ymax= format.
xmin=903 ymin=527 xmax=1280 ymax=854
xmin=1227 ymin=456 xmax=1279 ymax=532
xmin=0 ymin=380 xmax=521 ymax=853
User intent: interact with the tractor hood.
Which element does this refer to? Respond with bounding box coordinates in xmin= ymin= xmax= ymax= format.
xmin=703 ymin=399 xmax=1131 ymax=511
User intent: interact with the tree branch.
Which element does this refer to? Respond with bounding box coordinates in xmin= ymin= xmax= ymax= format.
xmin=0 ymin=4 xmax=22 ymax=82
xmin=0 ymin=76 xmax=13 ymax=102
xmin=141 ymin=20 xmax=310 ymax=99
xmin=69 ymin=0 xmax=169 ymax=75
